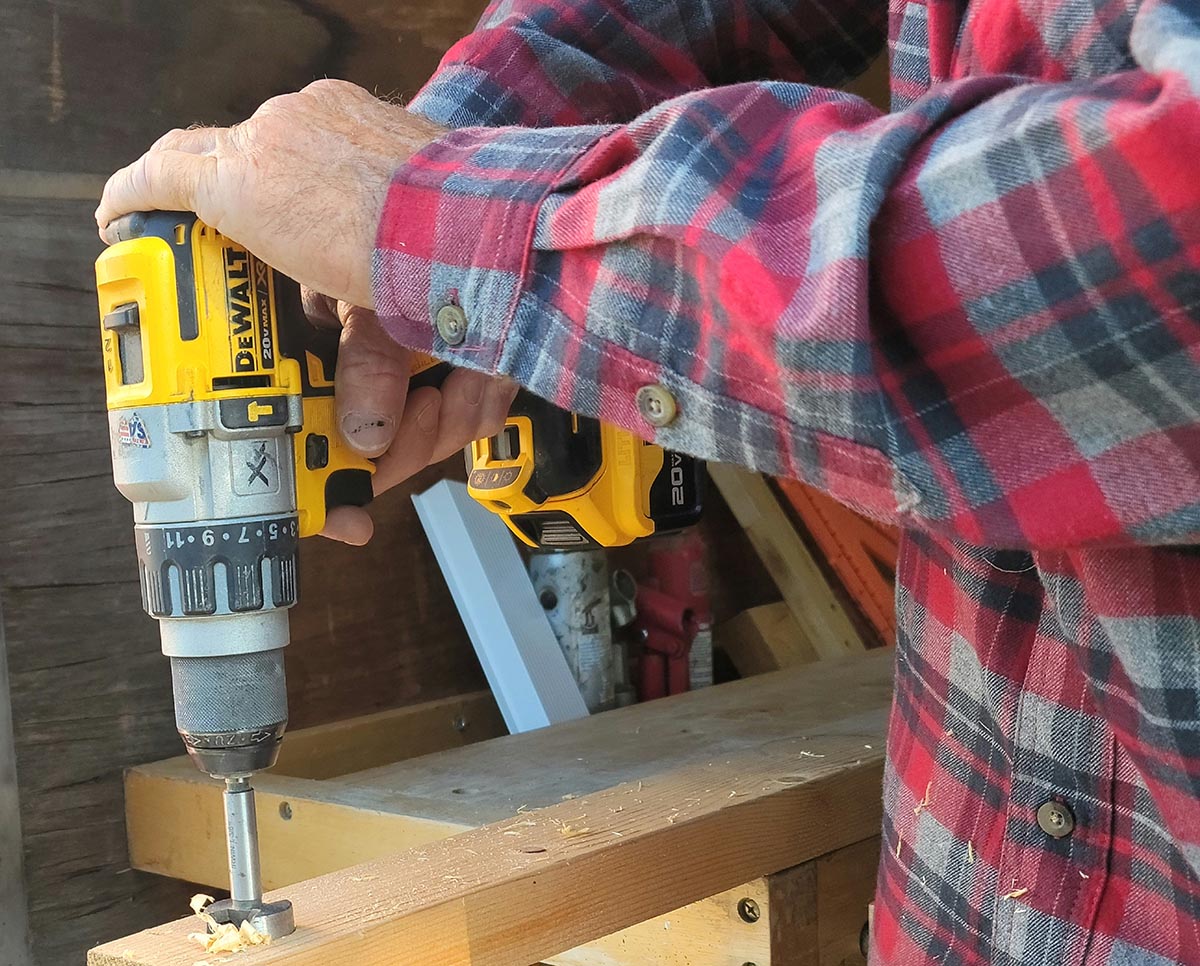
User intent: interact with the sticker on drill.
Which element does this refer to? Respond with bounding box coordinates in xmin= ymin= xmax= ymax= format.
xmin=233 ymin=438 xmax=280 ymax=496
xmin=117 ymin=412 xmax=152 ymax=448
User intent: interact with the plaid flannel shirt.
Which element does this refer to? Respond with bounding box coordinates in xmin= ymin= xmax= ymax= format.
xmin=372 ymin=0 xmax=1200 ymax=962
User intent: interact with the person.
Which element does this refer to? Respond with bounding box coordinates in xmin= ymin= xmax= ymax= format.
xmin=96 ymin=0 xmax=1200 ymax=961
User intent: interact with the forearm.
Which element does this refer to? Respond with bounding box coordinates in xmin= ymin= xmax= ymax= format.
xmin=411 ymin=0 xmax=885 ymax=129
xmin=378 ymin=8 xmax=1200 ymax=549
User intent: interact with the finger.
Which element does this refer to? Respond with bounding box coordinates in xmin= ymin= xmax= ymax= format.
xmin=96 ymin=149 xmax=215 ymax=234
xmin=301 ymin=288 xmax=340 ymax=329
xmin=320 ymin=505 xmax=374 ymax=545
xmin=429 ymin=369 xmax=492 ymax=464
xmin=370 ymin=386 xmax=441 ymax=494
xmin=150 ymin=126 xmax=220 ymax=155
xmin=477 ymin=377 xmax=520 ymax=440
xmin=319 ymin=386 xmax=442 ymax=544
xmin=335 ymin=305 xmax=413 ymax=457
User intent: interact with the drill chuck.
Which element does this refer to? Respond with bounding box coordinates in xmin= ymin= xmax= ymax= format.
xmin=171 ymin=650 xmax=288 ymax=776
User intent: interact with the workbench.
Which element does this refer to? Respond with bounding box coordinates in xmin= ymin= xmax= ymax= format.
xmin=90 ymin=650 xmax=892 ymax=966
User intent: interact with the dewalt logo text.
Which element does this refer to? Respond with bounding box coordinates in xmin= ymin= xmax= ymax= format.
xmin=224 ymin=247 xmax=258 ymax=372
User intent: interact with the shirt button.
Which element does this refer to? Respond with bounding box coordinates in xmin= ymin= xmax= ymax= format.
xmin=636 ymin=384 xmax=677 ymax=427
xmin=1037 ymin=800 xmax=1075 ymax=839
xmin=435 ymin=304 xmax=468 ymax=346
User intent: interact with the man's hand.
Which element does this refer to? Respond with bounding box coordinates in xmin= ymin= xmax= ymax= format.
xmin=95 ymin=79 xmax=444 ymax=308
xmin=303 ymin=295 xmax=518 ymax=546
xmin=97 ymin=80 xmax=517 ymax=544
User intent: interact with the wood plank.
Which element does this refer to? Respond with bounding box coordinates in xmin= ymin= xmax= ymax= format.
xmin=544 ymin=879 xmax=773 ymax=966
xmin=716 ymin=601 xmax=818 ymax=674
xmin=815 ymin=837 xmax=879 ymax=966
xmin=546 ymin=836 xmax=878 ymax=966
xmin=126 ymin=766 xmax=472 ymax=892
xmin=103 ymin=655 xmax=890 ymax=966
xmin=708 ymin=464 xmax=864 ymax=658
xmin=125 ymin=653 xmax=892 ymax=884
xmin=766 ymin=862 xmax=820 ymax=965
xmin=0 ymin=615 xmax=32 ymax=966
xmin=774 ymin=478 xmax=898 ymax=648
xmin=272 ymin=691 xmax=506 ymax=780
xmin=92 ymin=722 xmax=885 ymax=966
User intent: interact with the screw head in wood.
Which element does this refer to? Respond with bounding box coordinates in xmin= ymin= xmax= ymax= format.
xmin=737 ymin=897 xmax=761 ymax=923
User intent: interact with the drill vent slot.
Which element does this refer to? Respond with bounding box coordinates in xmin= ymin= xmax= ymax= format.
xmin=212 ymin=375 xmax=272 ymax=391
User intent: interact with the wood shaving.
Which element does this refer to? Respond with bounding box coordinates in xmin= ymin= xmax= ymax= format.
xmin=187 ymin=893 xmax=271 ymax=955
xmin=798 ymin=751 xmax=826 ymax=759
xmin=561 ymin=794 xmax=576 ymax=801
xmin=914 ymin=782 xmax=932 ymax=817
xmin=559 ymin=824 xmax=591 ymax=837
xmin=967 ymin=841 xmax=975 ymax=864
xmin=350 ymin=875 xmax=378 ymax=882
xmin=1003 ymin=888 xmax=1029 ymax=900
xmin=1079 ymin=871 xmax=1090 ymax=879
xmin=895 ymin=834 xmax=902 ymax=859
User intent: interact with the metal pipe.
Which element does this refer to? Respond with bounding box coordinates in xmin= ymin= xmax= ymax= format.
xmin=223 ymin=777 xmax=263 ymax=910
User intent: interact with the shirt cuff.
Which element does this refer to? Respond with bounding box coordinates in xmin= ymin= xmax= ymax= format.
xmin=372 ymin=124 xmax=611 ymax=374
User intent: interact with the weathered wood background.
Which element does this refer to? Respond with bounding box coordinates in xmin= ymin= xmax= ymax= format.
xmin=0 ymin=2 xmax=788 ymax=963
xmin=0 ymin=2 xmax=494 ymax=963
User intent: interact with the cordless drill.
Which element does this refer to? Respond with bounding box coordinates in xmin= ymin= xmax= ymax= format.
xmin=97 ymin=212 xmax=703 ymax=936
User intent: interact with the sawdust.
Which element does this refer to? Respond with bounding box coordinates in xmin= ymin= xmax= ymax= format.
xmin=913 ymin=782 xmax=933 ymax=817
xmin=187 ymin=893 xmax=271 ymax=956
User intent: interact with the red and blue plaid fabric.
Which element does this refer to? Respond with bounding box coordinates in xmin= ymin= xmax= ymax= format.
xmin=372 ymin=0 xmax=1200 ymax=962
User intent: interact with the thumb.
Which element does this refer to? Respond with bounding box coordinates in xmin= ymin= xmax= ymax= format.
xmin=335 ymin=305 xmax=412 ymax=457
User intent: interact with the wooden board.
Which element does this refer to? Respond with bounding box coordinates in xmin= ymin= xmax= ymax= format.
xmin=775 ymin=478 xmax=899 ymax=648
xmin=716 ymin=600 xmax=818 ymax=674
xmin=708 ymin=464 xmax=864 ymax=658
xmin=0 ymin=2 xmax=493 ymax=962
xmin=272 ymin=691 xmax=506 ymax=781
xmin=549 ymin=836 xmax=879 ymax=966
xmin=0 ymin=609 xmax=31 ymax=966
xmin=815 ymin=837 xmax=881 ymax=966
xmin=547 ymin=878 xmax=777 ymax=966
xmin=99 ymin=652 xmax=891 ymax=965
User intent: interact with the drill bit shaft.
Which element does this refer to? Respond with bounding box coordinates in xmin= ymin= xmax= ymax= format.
xmin=223 ymin=777 xmax=263 ymax=910
xmin=206 ymin=773 xmax=293 ymax=939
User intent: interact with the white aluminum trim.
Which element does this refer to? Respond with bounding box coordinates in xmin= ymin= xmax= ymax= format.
xmin=413 ymin=480 xmax=588 ymax=733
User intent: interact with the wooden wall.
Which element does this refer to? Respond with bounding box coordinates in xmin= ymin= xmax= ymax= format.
xmin=0 ymin=2 xmax=490 ymax=963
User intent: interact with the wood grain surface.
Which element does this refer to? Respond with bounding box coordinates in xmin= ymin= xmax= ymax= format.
xmin=94 ymin=654 xmax=891 ymax=966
